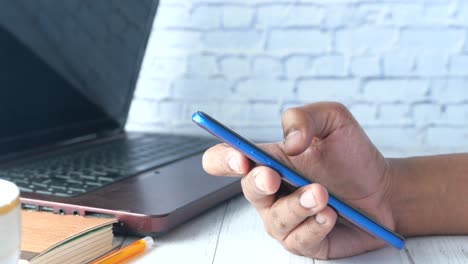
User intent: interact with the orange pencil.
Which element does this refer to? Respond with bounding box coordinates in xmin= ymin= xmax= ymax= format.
xmin=92 ymin=236 xmax=154 ymax=264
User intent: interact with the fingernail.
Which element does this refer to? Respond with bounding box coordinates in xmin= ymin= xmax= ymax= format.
xmin=285 ymin=130 xmax=301 ymax=146
xmin=299 ymin=190 xmax=316 ymax=209
xmin=316 ymin=213 xmax=326 ymax=225
xmin=254 ymin=172 xmax=266 ymax=192
xmin=228 ymin=156 xmax=240 ymax=172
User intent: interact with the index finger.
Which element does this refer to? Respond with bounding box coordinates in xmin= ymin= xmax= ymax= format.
xmin=202 ymin=143 xmax=251 ymax=176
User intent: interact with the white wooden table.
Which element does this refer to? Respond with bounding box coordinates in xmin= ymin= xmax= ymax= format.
xmin=119 ymin=195 xmax=468 ymax=264
xmin=117 ymin=149 xmax=468 ymax=263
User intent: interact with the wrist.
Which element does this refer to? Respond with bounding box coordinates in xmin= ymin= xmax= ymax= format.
xmin=385 ymin=155 xmax=468 ymax=236
xmin=385 ymin=157 xmax=414 ymax=236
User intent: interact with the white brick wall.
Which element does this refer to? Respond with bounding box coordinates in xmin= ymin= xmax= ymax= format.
xmin=128 ymin=0 xmax=468 ymax=154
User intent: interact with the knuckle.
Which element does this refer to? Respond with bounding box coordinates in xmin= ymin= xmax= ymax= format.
xmin=286 ymin=196 xmax=305 ymax=219
xmin=282 ymin=107 xmax=300 ymax=120
xmin=281 ymin=240 xmax=300 ymax=255
xmin=293 ymin=232 xmax=308 ymax=250
xmin=305 ymin=221 xmax=324 ymax=239
xmin=281 ymin=239 xmax=295 ymax=253
xmin=281 ymin=108 xmax=304 ymax=127
xmin=329 ymin=102 xmax=351 ymax=119
xmin=270 ymin=208 xmax=288 ymax=233
xmin=329 ymin=102 xmax=348 ymax=114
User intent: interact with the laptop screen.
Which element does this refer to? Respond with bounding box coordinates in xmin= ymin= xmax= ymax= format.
xmin=0 ymin=1 xmax=158 ymax=156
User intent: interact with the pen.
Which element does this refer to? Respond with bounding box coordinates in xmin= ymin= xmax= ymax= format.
xmin=92 ymin=236 xmax=154 ymax=264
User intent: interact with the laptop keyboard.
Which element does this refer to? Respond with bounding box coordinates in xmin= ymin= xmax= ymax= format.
xmin=0 ymin=134 xmax=218 ymax=197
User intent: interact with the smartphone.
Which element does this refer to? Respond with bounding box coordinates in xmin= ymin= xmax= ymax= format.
xmin=192 ymin=111 xmax=405 ymax=250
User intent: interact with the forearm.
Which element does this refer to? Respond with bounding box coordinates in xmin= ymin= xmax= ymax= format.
xmin=388 ymin=154 xmax=468 ymax=236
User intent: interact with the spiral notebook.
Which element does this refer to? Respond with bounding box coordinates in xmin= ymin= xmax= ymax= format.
xmin=20 ymin=210 xmax=117 ymax=264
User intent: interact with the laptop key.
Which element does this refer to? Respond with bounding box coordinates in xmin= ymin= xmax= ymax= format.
xmin=79 ymin=175 xmax=97 ymax=181
xmin=68 ymin=187 xmax=86 ymax=193
xmin=86 ymin=181 xmax=103 ymax=187
xmin=54 ymin=174 xmax=71 ymax=180
xmin=18 ymin=186 xmax=34 ymax=192
xmin=50 ymin=186 xmax=67 ymax=191
xmin=36 ymin=190 xmax=53 ymax=195
xmin=31 ymin=182 xmax=48 ymax=188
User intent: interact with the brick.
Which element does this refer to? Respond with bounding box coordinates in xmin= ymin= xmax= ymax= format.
xmin=187 ymin=54 xmax=218 ymax=76
xmin=247 ymin=103 xmax=282 ymax=125
xmin=222 ymin=6 xmax=254 ymax=28
xmin=414 ymin=53 xmax=447 ymax=77
xmin=399 ymin=29 xmax=464 ymax=51
xmin=125 ymin=122 xmax=163 ymax=132
xmin=210 ymin=102 xmax=249 ymax=125
xmin=127 ymin=99 xmax=159 ymax=124
xmin=384 ymin=4 xmax=454 ymax=26
xmin=285 ymin=55 xmax=314 ymax=77
xmin=385 ymin=4 xmax=422 ymax=26
xmin=252 ymin=56 xmax=282 ymax=77
xmin=299 ymin=0 xmax=362 ymax=3
xmin=456 ymin=3 xmax=468 ymax=26
xmin=267 ymin=29 xmax=330 ymax=52
xmin=172 ymin=78 xmax=231 ymax=99
xmin=220 ymin=56 xmax=250 ymax=78
xmin=281 ymin=102 xmax=309 ymax=113
xmin=349 ymin=104 xmax=376 ymax=125
xmin=297 ymin=79 xmax=359 ymax=101
xmin=134 ymin=79 xmax=171 ymax=100
xmin=379 ymin=104 xmax=411 ymax=124
xmin=155 ymin=5 xmax=190 ymax=28
xmin=256 ymin=5 xmax=324 ymax=27
xmin=383 ymin=52 xmax=416 ymax=77
xmin=426 ymin=127 xmax=468 ymax=148
xmin=139 ymin=56 xmax=185 ymax=78
xmin=149 ymin=29 xmax=201 ymax=48
xmin=185 ymin=101 xmax=220 ymax=122
xmin=432 ymin=78 xmax=468 ymax=102
xmin=158 ymin=100 xmax=185 ymax=123
xmin=442 ymin=105 xmax=468 ymax=125
xmin=350 ymin=56 xmax=380 ymax=77
xmin=349 ymin=4 xmax=390 ymax=27
xmin=128 ymin=1 xmax=468 ymax=151
xmin=323 ymin=4 xmax=349 ymax=29
xmin=412 ymin=104 xmax=442 ymax=125
xmin=312 ymin=55 xmax=347 ymax=77
xmin=232 ymin=126 xmax=282 ymax=142
xmin=234 ymin=79 xmax=294 ymax=100
xmin=202 ymin=30 xmax=263 ymax=50
xmin=449 ymin=55 xmax=468 ymax=76
xmin=336 ymin=28 xmax=398 ymax=55
xmin=365 ymin=127 xmax=424 ymax=149
xmin=363 ymin=80 xmax=429 ymax=102
xmin=423 ymin=4 xmax=455 ymax=25
xmin=191 ymin=5 xmax=221 ymax=29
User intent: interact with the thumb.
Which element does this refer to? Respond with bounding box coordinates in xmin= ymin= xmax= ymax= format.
xmin=281 ymin=102 xmax=355 ymax=156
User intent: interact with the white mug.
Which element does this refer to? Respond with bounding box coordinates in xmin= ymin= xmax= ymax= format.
xmin=0 ymin=179 xmax=21 ymax=264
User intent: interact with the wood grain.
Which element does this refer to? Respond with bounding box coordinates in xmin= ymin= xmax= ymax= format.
xmin=406 ymin=236 xmax=468 ymax=264
xmin=126 ymin=202 xmax=228 ymax=263
xmin=212 ymin=196 xmax=314 ymax=264
xmin=122 ymin=192 xmax=468 ymax=264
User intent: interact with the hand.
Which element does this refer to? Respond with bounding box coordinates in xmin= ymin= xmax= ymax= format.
xmin=202 ymin=102 xmax=396 ymax=259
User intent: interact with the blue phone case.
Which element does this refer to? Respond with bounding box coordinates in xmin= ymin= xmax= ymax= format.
xmin=192 ymin=111 xmax=405 ymax=250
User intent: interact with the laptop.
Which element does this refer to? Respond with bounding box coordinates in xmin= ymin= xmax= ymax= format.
xmin=0 ymin=1 xmax=240 ymax=234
